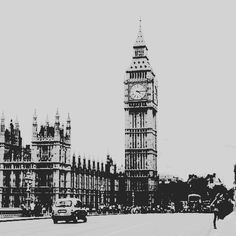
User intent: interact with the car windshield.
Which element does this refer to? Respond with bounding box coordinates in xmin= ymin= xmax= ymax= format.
xmin=55 ymin=200 xmax=72 ymax=207
xmin=188 ymin=195 xmax=201 ymax=202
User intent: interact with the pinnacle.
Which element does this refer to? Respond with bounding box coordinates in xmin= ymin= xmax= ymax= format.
xmin=15 ymin=116 xmax=19 ymax=124
xmin=46 ymin=115 xmax=49 ymax=125
xmin=134 ymin=18 xmax=146 ymax=47
xmin=67 ymin=113 xmax=71 ymax=122
xmin=55 ymin=109 xmax=60 ymax=122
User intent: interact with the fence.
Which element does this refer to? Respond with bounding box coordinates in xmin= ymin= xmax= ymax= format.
xmin=0 ymin=208 xmax=22 ymax=218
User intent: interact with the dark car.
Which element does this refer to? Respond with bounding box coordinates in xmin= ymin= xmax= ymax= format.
xmin=52 ymin=198 xmax=87 ymax=224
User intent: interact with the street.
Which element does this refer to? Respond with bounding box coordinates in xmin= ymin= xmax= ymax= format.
xmin=0 ymin=213 xmax=216 ymax=236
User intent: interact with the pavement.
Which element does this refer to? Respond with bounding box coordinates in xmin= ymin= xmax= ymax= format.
xmin=0 ymin=212 xmax=236 ymax=235
xmin=0 ymin=212 xmax=99 ymax=223
xmin=0 ymin=213 xmax=213 ymax=236
xmin=0 ymin=215 xmax=51 ymax=222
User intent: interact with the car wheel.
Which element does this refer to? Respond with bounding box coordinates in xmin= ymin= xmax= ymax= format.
xmin=73 ymin=216 xmax=78 ymax=223
xmin=53 ymin=219 xmax=58 ymax=224
xmin=83 ymin=217 xmax=87 ymax=223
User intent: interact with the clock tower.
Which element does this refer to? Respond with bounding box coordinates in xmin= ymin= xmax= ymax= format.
xmin=124 ymin=20 xmax=158 ymax=206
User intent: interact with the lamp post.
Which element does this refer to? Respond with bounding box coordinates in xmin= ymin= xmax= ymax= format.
xmin=100 ymin=184 xmax=105 ymax=205
xmin=132 ymin=190 xmax=135 ymax=206
xmin=24 ymin=170 xmax=33 ymax=210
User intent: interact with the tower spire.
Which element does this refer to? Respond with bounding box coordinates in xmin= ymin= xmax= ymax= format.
xmin=134 ymin=17 xmax=146 ymax=47
xmin=139 ymin=17 xmax=142 ymax=32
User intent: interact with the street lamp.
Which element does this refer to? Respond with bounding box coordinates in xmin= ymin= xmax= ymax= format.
xmin=100 ymin=184 xmax=105 ymax=205
xmin=132 ymin=190 xmax=135 ymax=206
xmin=24 ymin=170 xmax=33 ymax=210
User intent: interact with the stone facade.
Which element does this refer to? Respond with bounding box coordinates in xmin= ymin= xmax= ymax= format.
xmin=124 ymin=21 xmax=158 ymax=206
xmin=31 ymin=110 xmax=72 ymax=206
xmin=0 ymin=111 xmax=124 ymax=208
xmin=0 ymin=114 xmax=31 ymax=207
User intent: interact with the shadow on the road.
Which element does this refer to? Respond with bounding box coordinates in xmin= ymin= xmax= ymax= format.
xmin=54 ymin=221 xmax=86 ymax=224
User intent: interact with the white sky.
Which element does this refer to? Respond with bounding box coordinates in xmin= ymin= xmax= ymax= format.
xmin=1 ymin=1 xmax=236 ymax=188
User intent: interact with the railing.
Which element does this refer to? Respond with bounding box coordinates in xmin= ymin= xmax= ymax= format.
xmin=0 ymin=208 xmax=22 ymax=218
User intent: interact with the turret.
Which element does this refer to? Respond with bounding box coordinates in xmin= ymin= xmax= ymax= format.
xmin=15 ymin=116 xmax=19 ymax=130
xmin=78 ymin=156 xmax=81 ymax=169
xmin=0 ymin=112 xmax=5 ymax=142
xmin=92 ymin=159 xmax=96 ymax=170
xmin=83 ymin=157 xmax=86 ymax=169
xmin=66 ymin=113 xmax=71 ymax=142
xmin=32 ymin=110 xmax=38 ymax=141
xmin=14 ymin=117 xmax=21 ymax=146
xmin=54 ymin=109 xmax=60 ymax=141
xmin=10 ymin=119 xmax=14 ymax=142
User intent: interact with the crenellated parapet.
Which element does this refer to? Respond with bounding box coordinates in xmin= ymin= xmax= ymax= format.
xmin=32 ymin=110 xmax=71 ymax=144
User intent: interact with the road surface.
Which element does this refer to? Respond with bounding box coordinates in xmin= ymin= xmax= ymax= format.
xmin=0 ymin=213 xmax=216 ymax=236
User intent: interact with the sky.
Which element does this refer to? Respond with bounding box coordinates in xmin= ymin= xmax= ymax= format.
xmin=1 ymin=0 xmax=236 ymax=188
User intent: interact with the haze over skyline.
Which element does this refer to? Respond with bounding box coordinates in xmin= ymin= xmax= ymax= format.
xmin=1 ymin=1 xmax=236 ymax=187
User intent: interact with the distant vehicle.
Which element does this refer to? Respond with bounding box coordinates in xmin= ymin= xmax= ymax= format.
xmin=188 ymin=194 xmax=202 ymax=212
xmin=52 ymin=198 xmax=87 ymax=224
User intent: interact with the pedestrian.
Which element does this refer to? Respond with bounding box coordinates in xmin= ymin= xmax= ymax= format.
xmin=20 ymin=203 xmax=27 ymax=217
xmin=210 ymin=193 xmax=224 ymax=229
xmin=30 ymin=201 xmax=35 ymax=216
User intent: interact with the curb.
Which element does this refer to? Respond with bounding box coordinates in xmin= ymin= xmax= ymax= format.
xmin=0 ymin=216 xmax=51 ymax=223
xmin=0 ymin=213 xmax=124 ymax=222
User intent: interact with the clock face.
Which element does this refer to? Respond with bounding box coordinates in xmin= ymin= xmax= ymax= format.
xmin=130 ymin=84 xmax=146 ymax=100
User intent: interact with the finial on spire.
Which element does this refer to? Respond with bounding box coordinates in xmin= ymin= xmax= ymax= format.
xmin=139 ymin=17 xmax=142 ymax=32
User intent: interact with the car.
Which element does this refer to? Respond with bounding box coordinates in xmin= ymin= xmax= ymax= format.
xmin=52 ymin=198 xmax=87 ymax=224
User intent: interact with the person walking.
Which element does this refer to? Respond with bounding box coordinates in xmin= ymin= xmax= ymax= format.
xmin=210 ymin=193 xmax=224 ymax=229
xmin=210 ymin=190 xmax=235 ymax=230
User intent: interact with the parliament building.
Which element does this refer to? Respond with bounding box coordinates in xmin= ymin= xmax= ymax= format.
xmin=0 ymin=111 xmax=125 ymax=208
